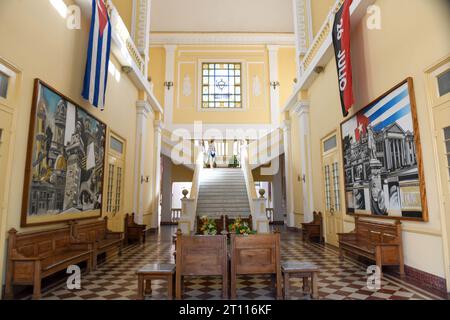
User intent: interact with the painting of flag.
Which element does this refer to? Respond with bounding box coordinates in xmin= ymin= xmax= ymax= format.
xmin=340 ymin=78 xmax=428 ymax=221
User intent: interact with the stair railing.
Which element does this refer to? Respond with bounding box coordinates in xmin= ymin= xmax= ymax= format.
xmin=240 ymin=145 xmax=270 ymax=233
xmin=178 ymin=147 xmax=203 ymax=234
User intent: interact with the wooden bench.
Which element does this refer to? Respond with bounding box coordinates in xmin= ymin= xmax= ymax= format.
xmin=70 ymin=217 xmax=123 ymax=269
xmin=136 ymin=263 xmax=175 ymax=300
xmin=175 ymin=230 xmax=228 ymax=299
xmin=301 ymin=211 xmax=323 ymax=243
xmin=124 ymin=213 xmax=147 ymax=245
xmin=338 ymin=217 xmax=404 ymax=275
xmin=5 ymin=227 xmax=92 ymax=300
xmin=230 ymin=232 xmax=282 ymax=300
xmin=282 ymin=261 xmax=319 ymax=299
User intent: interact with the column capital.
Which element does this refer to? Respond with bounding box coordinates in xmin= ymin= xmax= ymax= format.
xmin=164 ymin=44 xmax=177 ymax=54
xmin=266 ymin=45 xmax=280 ymax=53
xmin=281 ymin=119 xmax=291 ymax=132
xmin=154 ymin=119 xmax=164 ymax=132
xmin=136 ymin=100 xmax=152 ymax=116
xmin=293 ymin=100 xmax=310 ymax=117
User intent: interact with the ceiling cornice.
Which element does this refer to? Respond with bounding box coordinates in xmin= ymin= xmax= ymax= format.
xmin=149 ymin=32 xmax=296 ymax=46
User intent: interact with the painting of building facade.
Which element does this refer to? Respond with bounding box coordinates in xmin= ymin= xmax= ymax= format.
xmin=21 ymin=80 xmax=106 ymax=226
xmin=340 ymin=78 xmax=427 ymax=221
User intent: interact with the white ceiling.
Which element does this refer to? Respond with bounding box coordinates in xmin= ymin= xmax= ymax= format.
xmin=150 ymin=0 xmax=294 ymax=33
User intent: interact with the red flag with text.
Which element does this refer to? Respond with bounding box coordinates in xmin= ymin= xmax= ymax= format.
xmin=332 ymin=0 xmax=354 ymax=117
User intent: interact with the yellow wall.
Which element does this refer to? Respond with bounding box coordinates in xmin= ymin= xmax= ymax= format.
xmin=294 ymin=0 xmax=450 ymax=278
xmin=113 ymin=0 xmax=133 ymax=34
xmin=278 ymin=47 xmax=297 ymax=109
xmin=310 ymin=0 xmax=335 ymax=38
xmin=149 ymin=47 xmax=166 ymax=109
xmin=0 ymin=0 xmax=148 ymax=292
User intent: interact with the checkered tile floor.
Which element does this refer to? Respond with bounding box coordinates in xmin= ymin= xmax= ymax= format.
xmin=39 ymin=226 xmax=443 ymax=300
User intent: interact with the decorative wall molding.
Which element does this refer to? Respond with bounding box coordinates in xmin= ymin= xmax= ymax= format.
xmin=182 ymin=74 xmax=192 ymax=97
xmin=252 ymin=75 xmax=262 ymax=97
xmin=292 ymin=0 xmax=308 ymax=55
xmin=150 ymin=32 xmax=296 ymax=46
xmin=135 ymin=0 xmax=152 ymax=59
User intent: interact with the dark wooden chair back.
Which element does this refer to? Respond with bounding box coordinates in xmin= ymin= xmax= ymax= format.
xmin=230 ymin=232 xmax=282 ymax=299
xmin=175 ymin=230 xmax=228 ymax=299
xmin=72 ymin=217 xmax=108 ymax=242
xmin=230 ymin=232 xmax=281 ymax=275
xmin=176 ymin=233 xmax=227 ymax=276
xmin=8 ymin=227 xmax=72 ymax=259
xmin=355 ymin=217 xmax=401 ymax=246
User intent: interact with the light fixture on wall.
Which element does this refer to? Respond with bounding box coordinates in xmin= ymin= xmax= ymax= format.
xmin=164 ymin=81 xmax=174 ymax=90
xmin=270 ymin=81 xmax=280 ymax=90
xmin=121 ymin=66 xmax=132 ymax=74
xmin=141 ymin=176 xmax=150 ymax=184
xmin=314 ymin=66 xmax=324 ymax=74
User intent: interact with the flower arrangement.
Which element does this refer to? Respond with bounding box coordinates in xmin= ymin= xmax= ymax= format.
xmin=228 ymin=217 xmax=256 ymax=235
xmin=200 ymin=216 xmax=218 ymax=235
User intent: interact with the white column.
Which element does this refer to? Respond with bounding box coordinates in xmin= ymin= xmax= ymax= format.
xmin=164 ymin=45 xmax=177 ymax=126
xmin=294 ymin=101 xmax=314 ymax=223
xmin=267 ymin=45 xmax=280 ymax=127
xmin=134 ymin=100 xmax=152 ymax=224
xmin=151 ymin=119 xmax=163 ymax=228
xmin=272 ymin=164 xmax=284 ymax=223
xmin=161 ymin=155 xmax=173 ymax=224
xmin=282 ymin=120 xmax=295 ymax=227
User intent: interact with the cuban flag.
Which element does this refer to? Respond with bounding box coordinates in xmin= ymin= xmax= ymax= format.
xmin=82 ymin=0 xmax=112 ymax=110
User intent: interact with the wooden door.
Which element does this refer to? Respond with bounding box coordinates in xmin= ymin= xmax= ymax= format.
xmin=104 ymin=133 xmax=126 ymax=231
xmin=322 ymin=134 xmax=343 ymax=247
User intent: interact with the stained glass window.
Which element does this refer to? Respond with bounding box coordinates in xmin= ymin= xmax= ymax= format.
xmin=202 ymin=63 xmax=242 ymax=108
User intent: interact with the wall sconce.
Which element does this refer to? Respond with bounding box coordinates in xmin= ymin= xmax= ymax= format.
xmin=141 ymin=176 xmax=150 ymax=184
xmin=121 ymin=66 xmax=132 ymax=74
xmin=314 ymin=66 xmax=324 ymax=74
xmin=270 ymin=81 xmax=280 ymax=90
xmin=164 ymin=81 xmax=174 ymax=90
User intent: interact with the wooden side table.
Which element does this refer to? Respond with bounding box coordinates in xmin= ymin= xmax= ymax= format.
xmin=136 ymin=263 xmax=175 ymax=300
xmin=282 ymin=261 xmax=319 ymax=300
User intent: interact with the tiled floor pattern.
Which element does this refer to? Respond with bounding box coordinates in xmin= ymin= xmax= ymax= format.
xmin=39 ymin=227 xmax=443 ymax=300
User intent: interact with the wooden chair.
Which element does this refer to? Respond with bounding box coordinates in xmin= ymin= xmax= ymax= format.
xmin=230 ymin=232 xmax=282 ymax=299
xmin=175 ymin=230 xmax=228 ymax=299
xmin=338 ymin=217 xmax=404 ymax=275
xmin=5 ymin=227 xmax=92 ymax=300
xmin=70 ymin=217 xmax=123 ymax=269
xmin=301 ymin=211 xmax=324 ymax=243
xmin=124 ymin=213 xmax=147 ymax=245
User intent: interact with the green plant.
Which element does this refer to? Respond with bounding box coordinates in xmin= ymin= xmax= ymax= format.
xmin=228 ymin=217 xmax=256 ymax=235
xmin=200 ymin=216 xmax=218 ymax=235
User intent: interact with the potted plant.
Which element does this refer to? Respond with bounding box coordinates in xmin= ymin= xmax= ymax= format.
xmin=199 ymin=216 xmax=218 ymax=235
xmin=228 ymin=217 xmax=256 ymax=236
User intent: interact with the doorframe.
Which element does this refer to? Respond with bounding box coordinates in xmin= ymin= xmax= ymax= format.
xmin=0 ymin=57 xmax=21 ymax=299
xmin=424 ymin=54 xmax=450 ymax=292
